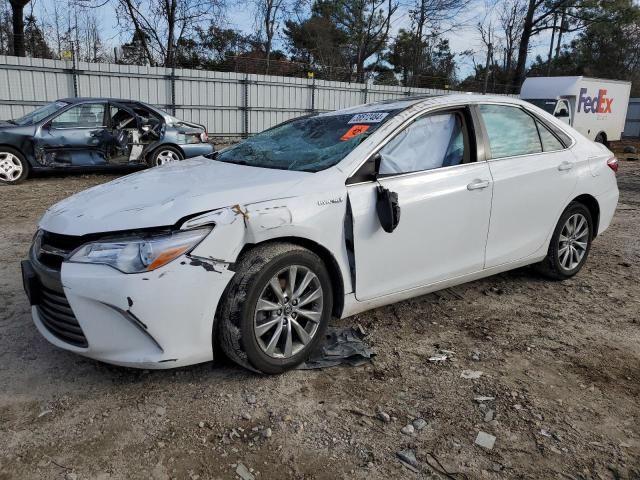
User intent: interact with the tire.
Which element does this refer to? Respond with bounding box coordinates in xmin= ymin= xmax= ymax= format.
xmin=0 ymin=147 xmax=29 ymax=185
xmin=218 ymin=242 xmax=333 ymax=374
xmin=535 ymin=202 xmax=594 ymax=280
xmin=595 ymin=133 xmax=607 ymax=146
xmin=149 ymin=146 xmax=183 ymax=167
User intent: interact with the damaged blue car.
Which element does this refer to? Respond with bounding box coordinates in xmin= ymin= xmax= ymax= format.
xmin=0 ymin=97 xmax=213 ymax=184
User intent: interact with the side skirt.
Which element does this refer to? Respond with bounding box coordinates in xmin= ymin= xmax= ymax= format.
xmin=340 ymin=253 xmax=546 ymax=318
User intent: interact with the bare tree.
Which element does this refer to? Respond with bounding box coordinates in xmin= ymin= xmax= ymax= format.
xmin=407 ymin=0 xmax=468 ymax=85
xmin=497 ymin=0 xmax=525 ymax=76
xmin=253 ymin=0 xmax=289 ymax=73
xmin=77 ymin=0 xmax=226 ymax=66
xmin=511 ymin=0 xmax=603 ymax=88
xmin=9 ymin=0 xmax=29 ymax=56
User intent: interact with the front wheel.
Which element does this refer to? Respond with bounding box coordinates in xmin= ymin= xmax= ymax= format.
xmin=536 ymin=202 xmax=593 ymax=280
xmin=149 ymin=146 xmax=183 ymax=167
xmin=0 ymin=148 xmax=29 ymax=185
xmin=218 ymin=243 xmax=333 ymax=374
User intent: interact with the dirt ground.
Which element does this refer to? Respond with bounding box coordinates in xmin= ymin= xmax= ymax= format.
xmin=0 ymin=144 xmax=639 ymax=480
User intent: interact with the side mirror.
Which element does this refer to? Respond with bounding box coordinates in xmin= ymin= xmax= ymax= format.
xmin=376 ymin=185 xmax=401 ymax=233
xmin=373 ymin=152 xmax=382 ymax=179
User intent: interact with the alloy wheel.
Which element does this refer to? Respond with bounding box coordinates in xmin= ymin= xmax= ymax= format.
xmin=0 ymin=152 xmax=23 ymax=182
xmin=253 ymin=265 xmax=323 ymax=359
xmin=558 ymin=213 xmax=589 ymax=271
xmin=156 ymin=150 xmax=181 ymax=165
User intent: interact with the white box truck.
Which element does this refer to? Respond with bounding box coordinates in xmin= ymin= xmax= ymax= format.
xmin=520 ymin=76 xmax=631 ymax=144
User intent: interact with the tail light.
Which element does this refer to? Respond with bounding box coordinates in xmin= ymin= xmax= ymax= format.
xmin=607 ymin=156 xmax=619 ymax=173
xmin=200 ymin=130 xmax=208 ymax=143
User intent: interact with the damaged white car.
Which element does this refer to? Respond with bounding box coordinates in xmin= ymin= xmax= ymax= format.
xmin=22 ymin=95 xmax=619 ymax=373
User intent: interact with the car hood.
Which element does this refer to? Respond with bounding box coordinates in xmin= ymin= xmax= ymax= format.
xmin=39 ymin=157 xmax=312 ymax=236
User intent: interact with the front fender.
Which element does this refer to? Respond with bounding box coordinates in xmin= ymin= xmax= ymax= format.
xmin=189 ymin=193 xmax=353 ymax=293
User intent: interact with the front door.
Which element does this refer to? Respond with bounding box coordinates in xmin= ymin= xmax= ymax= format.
xmin=347 ymin=108 xmax=493 ymax=301
xmin=37 ymin=102 xmax=109 ymax=166
xmin=477 ymin=104 xmax=578 ymax=268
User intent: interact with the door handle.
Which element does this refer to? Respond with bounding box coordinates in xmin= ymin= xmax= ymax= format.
xmin=467 ymin=179 xmax=490 ymax=191
xmin=558 ymin=161 xmax=573 ymax=171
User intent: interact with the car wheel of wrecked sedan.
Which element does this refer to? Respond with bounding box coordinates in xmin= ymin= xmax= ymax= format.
xmin=150 ymin=146 xmax=184 ymax=166
xmin=536 ymin=202 xmax=593 ymax=280
xmin=0 ymin=147 xmax=29 ymax=185
xmin=218 ymin=243 xmax=333 ymax=374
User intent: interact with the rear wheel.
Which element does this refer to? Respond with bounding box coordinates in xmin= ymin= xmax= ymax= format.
xmin=0 ymin=147 xmax=29 ymax=185
xmin=536 ymin=202 xmax=593 ymax=280
xmin=595 ymin=132 xmax=607 ymax=145
xmin=218 ymin=243 xmax=333 ymax=374
xmin=149 ymin=146 xmax=183 ymax=167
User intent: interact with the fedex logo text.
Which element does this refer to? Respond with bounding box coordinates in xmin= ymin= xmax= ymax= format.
xmin=578 ymin=88 xmax=613 ymax=114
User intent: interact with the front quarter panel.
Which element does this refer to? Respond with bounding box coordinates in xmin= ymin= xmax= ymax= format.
xmin=190 ymin=176 xmax=353 ymax=296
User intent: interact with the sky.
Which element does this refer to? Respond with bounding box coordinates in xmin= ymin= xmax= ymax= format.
xmin=28 ymin=0 xmax=564 ymax=81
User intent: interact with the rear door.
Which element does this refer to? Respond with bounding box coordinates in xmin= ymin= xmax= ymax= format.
xmin=477 ymin=103 xmax=578 ymax=268
xmin=347 ymin=107 xmax=493 ymax=301
xmin=37 ymin=102 xmax=109 ymax=166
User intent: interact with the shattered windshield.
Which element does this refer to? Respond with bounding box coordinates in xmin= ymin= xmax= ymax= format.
xmin=215 ymin=110 xmax=401 ymax=172
xmin=12 ymin=101 xmax=68 ymax=126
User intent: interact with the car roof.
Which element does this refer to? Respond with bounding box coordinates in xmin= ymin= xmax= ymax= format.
xmin=58 ymin=97 xmax=145 ymax=104
xmin=325 ymin=93 xmax=524 ymax=116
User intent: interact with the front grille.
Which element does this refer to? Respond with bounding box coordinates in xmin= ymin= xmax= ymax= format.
xmin=36 ymin=285 xmax=88 ymax=348
xmin=37 ymin=231 xmax=84 ymax=269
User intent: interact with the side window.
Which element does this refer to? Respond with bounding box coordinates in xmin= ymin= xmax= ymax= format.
xmin=379 ymin=112 xmax=466 ymax=176
xmin=50 ymin=103 xmax=105 ymax=129
xmin=536 ymin=120 xmax=564 ymax=152
xmin=479 ymin=105 xmax=542 ymax=159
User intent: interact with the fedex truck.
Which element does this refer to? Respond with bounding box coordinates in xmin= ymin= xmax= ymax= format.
xmin=520 ymin=76 xmax=631 ymax=144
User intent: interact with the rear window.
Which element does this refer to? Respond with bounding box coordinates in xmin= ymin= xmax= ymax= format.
xmin=214 ymin=109 xmax=402 ymax=172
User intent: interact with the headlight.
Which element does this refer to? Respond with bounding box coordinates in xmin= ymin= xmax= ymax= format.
xmin=69 ymin=227 xmax=212 ymax=273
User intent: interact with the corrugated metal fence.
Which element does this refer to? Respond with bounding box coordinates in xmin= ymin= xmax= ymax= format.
xmin=624 ymin=98 xmax=640 ymax=137
xmin=0 ymin=55 xmax=470 ymax=139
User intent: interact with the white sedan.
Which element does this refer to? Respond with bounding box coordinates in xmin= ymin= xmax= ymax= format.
xmin=22 ymin=95 xmax=619 ymax=373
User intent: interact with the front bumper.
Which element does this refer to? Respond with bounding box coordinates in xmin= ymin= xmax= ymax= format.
xmin=24 ymin=248 xmax=234 ymax=369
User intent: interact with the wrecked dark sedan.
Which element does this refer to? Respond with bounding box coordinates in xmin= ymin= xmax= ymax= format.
xmin=0 ymin=97 xmax=213 ymax=184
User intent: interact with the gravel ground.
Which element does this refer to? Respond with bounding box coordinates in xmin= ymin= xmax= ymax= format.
xmin=0 ymin=144 xmax=639 ymax=480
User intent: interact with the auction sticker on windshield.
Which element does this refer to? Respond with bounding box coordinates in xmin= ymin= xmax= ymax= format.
xmin=341 ymin=124 xmax=370 ymax=141
xmin=348 ymin=112 xmax=389 ymax=124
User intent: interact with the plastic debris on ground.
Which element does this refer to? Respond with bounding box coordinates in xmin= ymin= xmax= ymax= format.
xmin=298 ymin=326 xmax=375 ymax=369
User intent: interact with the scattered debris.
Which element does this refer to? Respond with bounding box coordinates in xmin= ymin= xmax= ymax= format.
xmin=460 ymin=370 xmax=483 ymax=379
xmin=246 ymin=394 xmax=257 ymax=405
xmin=471 ymin=351 xmax=481 ymax=361
xmin=377 ymin=411 xmax=391 ymax=423
xmin=396 ymin=449 xmax=419 ymax=468
xmin=412 ymin=418 xmax=428 ymax=431
xmin=428 ymin=354 xmax=449 ymax=363
xmin=198 ymin=421 xmax=205 ymax=428
xmin=235 ymin=463 xmax=255 ymax=480
xmin=37 ymin=409 xmax=52 ymax=418
xmin=400 ymin=424 xmax=415 ymax=435
xmin=299 ymin=327 xmax=375 ymax=369
xmin=484 ymin=410 xmax=495 ymax=422
xmin=474 ymin=396 xmax=495 ymax=403
xmin=263 ymin=428 xmax=272 ymax=438
xmin=475 ymin=431 xmax=496 ymax=450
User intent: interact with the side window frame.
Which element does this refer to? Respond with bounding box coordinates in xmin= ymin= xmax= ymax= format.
xmin=48 ymin=102 xmax=108 ymax=130
xmin=347 ymin=106 xmax=479 ymax=184
xmin=475 ymin=103 xmax=574 ymax=161
xmin=475 ymin=103 xmax=543 ymax=160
